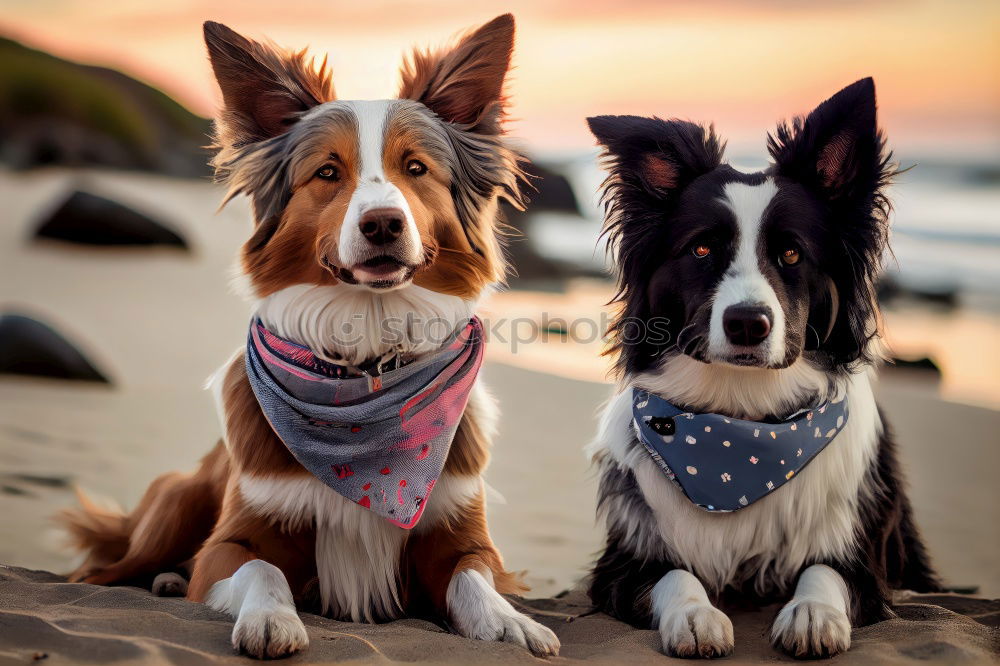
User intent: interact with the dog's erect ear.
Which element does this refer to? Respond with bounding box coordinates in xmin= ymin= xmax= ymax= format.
xmin=768 ymin=78 xmax=886 ymax=205
xmin=587 ymin=115 xmax=724 ymax=200
xmin=588 ymin=116 xmax=723 ymax=378
xmin=204 ymin=21 xmax=333 ymax=146
xmin=771 ymin=79 xmax=893 ymax=369
xmin=399 ymin=14 xmax=514 ymax=135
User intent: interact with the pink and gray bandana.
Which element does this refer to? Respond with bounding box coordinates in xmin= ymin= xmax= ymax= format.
xmin=632 ymin=388 xmax=849 ymax=512
xmin=246 ymin=317 xmax=484 ymax=529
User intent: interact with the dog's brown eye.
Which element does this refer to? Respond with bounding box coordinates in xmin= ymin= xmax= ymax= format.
xmin=693 ymin=244 xmax=711 ymax=258
xmin=406 ymin=159 xmax=427 ymax=177
xmin=780 ymin=248 xmax=801 ymax=266
xmin=316 ymin=165 xmax=339 ymax=181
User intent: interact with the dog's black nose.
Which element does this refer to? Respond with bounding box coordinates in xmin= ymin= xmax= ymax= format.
xmin=359 ymin=208 xmax=405 ymax=246
xmin=722 ymin=305 xmax=772 ymax=346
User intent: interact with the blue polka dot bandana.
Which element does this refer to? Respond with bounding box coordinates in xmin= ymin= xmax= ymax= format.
xmin=632 ymin=388 xmax=849 ymax=512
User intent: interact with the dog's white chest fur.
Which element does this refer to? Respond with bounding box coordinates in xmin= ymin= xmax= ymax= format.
xmin=238 ymin=472 xmax=481 ymax=622
xmin=591 ymin=368 xmax=882 ymax=595
xmin=253 ymin=283 xmax=478 ymax=366
xmin=238 ymin=474 xmax=406 ymax=622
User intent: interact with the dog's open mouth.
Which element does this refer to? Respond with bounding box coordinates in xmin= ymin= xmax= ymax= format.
xmin=342 ymin=255 xmax=416 ymax=289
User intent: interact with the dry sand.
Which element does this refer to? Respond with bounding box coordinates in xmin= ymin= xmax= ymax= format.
xmin=1 ymin=168 xmax=998 ymax=663
xmin=1 ymin=566 xmax=997 ymax=665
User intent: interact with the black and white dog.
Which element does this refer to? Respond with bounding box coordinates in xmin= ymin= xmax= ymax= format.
xmin=586 ymin=79 xmax=941 ymax=659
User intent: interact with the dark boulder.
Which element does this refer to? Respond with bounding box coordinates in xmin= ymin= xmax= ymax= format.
xmin=33 ymin=190 xmax=187 ymax=248
xmin=519 ymin=161 xmax=582 ymax=215
xmin=0 ymin=313 xmax=110 ymax=383
xmin=502 ymin=159 xmax=601 ymax=286
xmin=888 ymin=355 xmax=942 ymax=375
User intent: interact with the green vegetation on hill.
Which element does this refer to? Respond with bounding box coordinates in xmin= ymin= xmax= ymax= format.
xmin=0 ymin=36 xmax=212 ymax=177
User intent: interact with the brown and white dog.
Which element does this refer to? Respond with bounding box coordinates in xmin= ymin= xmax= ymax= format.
xmin=58 ymin=15 xmax=560 ymax=659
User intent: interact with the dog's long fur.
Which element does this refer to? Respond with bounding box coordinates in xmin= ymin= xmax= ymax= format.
xmin=586 ymin=78 xmax=941 ymax=659
xmin=58 ymin=15 xmax=560 ymax=659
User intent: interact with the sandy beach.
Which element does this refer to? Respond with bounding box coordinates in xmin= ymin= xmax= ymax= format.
xmin=2 ymin=566 xmax=998 ymax=665
xmin=1 ymin=168 xmax=998 ymax=663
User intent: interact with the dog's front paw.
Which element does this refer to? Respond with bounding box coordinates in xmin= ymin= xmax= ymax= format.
xmin=659 ymin=603 xmax=734 ymax=658
xmin=232 ymin=608 xmax=309 ymax=659
xmin=448 ymin=570 xmax=559 ymax=657
xmin=454 ymin=604 xmax=560 ymax=657
xmin=771 ymin=599 xmax=850 ymax=658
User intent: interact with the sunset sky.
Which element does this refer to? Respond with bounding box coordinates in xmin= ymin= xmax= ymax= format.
xmin=2 ymin=0 xmax=998 ymax=158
